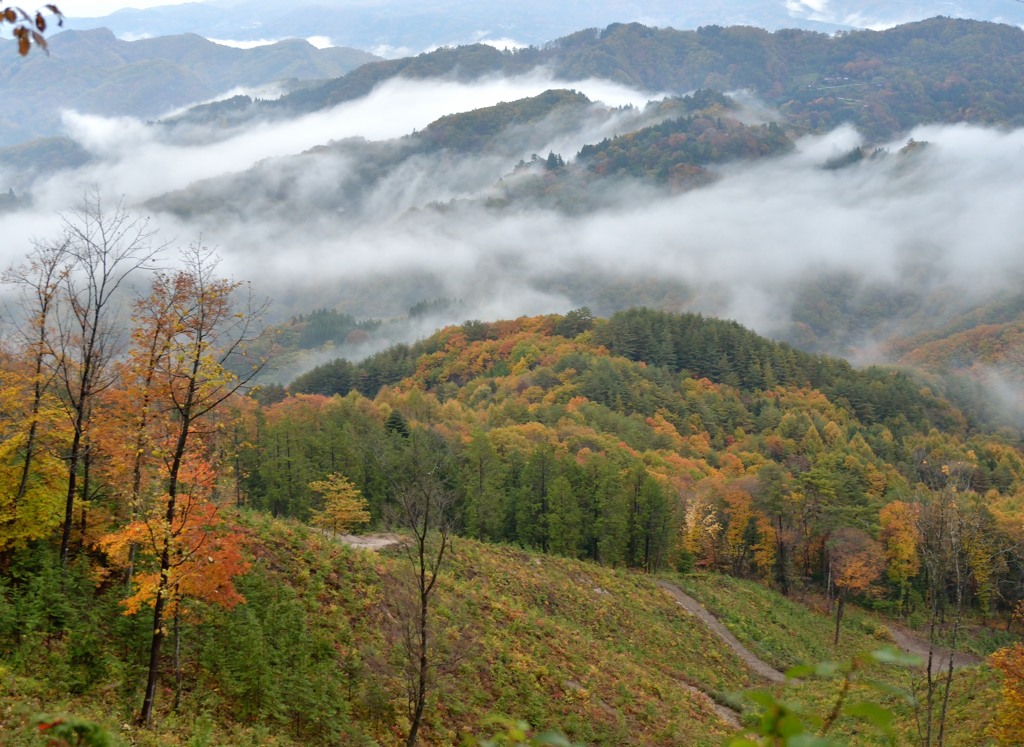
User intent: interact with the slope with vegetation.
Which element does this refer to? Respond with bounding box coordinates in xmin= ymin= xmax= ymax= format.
xmin=0 ymin=508 xmax=767 ymax=746
xmin=2 ymin=200 xmax=1023 ymax=746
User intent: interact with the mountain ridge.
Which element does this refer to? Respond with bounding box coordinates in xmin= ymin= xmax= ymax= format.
xmin=0 ymin=27 xmax=378 ymax=146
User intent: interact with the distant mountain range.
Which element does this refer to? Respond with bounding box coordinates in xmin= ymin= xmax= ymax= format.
xmin=4 ymin=15 xmax=1024 ymax=394
xmin=64 ymin=0 xmax=1024 ymax=53
xmin=161 ymin=18 xmax=1024 ymax=143
xmin=0 ymin=28 xmax=378 ymax=146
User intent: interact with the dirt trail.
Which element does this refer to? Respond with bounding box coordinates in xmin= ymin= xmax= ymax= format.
xmin=885 ymin=624 xmax=982 ymax=670
xmin=331 ymin=532 xmax=406 ymax=551
xmin=681 ymin=682 xmax=743 ymax=730
xmin=656 ymin=578 xmax=982 ymax=678
xmin=656 ymin=579 xmax=786 ymax=684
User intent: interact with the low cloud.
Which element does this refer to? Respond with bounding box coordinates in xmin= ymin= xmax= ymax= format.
xmin=9 ymin=71 xmax=656 ymax=220
xmin=2 ymin=74 xmax=1023 ymax=381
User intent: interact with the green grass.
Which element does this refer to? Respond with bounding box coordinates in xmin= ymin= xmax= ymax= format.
xmin=1 ymin=529 xmax=1010 ymax=747
xmin=670 ymin=572 xmax=889 ymax=671
xmin=671 ymin=572 xmax=1005 ymax=746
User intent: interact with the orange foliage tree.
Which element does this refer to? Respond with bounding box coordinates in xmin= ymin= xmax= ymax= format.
xmin=99 ymin=246 xmax=265 ymax=726
xmin=829 ymin=527 xmax=883 ymax=645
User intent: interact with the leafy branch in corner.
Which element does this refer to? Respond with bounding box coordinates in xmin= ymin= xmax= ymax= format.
xmin=2 ymin=4 xmax=62 ymax=55
xmin=728 ymin=647 xmax=922 ymax=747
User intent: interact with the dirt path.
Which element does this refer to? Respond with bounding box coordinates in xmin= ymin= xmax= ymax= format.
xmin=656 ymin=578 xmax=981 ymax=678
xmin=330 ymin=532 xmax=406 ymax=551
xmin=656 ymin=579 xmax=786 ymax=684
xmin=681 ymin=682 xmax=743 ymax=730
xmin=885 ymin=624 xmax=982 ymax=670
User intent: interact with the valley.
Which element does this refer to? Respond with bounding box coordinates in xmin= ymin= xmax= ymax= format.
xmin=1 ymin=5 xmax=1024 ymax=746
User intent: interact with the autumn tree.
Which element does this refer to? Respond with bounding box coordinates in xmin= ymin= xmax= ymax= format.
xmin=989 ymin=643 xmax=1024 ymax=745
xmin=879 ymin=500 xmax=921 ymax=617
xmin=828 ymin=527 xmax=883 ymax=645
xmin=99 ymin=455 xmax=250 ymax=710
xmin=0 ymin=238 xmax=69 ymax=552
xmin=98 ymin=270 xmax=184 ymax=587
xmin=309 ymin=472 xmax=371 ymax=534
xmin=722 ymin=481 xmax=756 ymax=576
xmin=0 ymin=353 xmax=67 ymax=552
xmin=106 ymin=245 xmax=265 ymax=726
xmin=683 ymin=484 xmax=722 ymax=568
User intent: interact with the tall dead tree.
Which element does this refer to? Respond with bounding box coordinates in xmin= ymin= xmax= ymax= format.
xmin=51 ymin=192 xmax=160 ymax=567
xmin=386 ymin=431 xmax=455 ymax=747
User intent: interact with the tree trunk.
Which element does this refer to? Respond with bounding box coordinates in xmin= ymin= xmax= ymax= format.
xmin=924 ymin=591 xmax=939 ymax=746
xmin=833 ymin=591 xmax=845 ymax=646
xmin=139 ymin=406 xmax=193 ymax=725
xmin=937 ymin=551 xmax=966 ymax=747
xmin=776 ymin=516 xmax=789 ymax=596
xmin=59 ymin=425 xmax=83 ymax=568
xmin=406 ymin=581 xmax=428 ymax=747
xmin=139 ymin=571 xmax=168 ymax=726
xmin=173 ymin=603 xmax=182 ymax=713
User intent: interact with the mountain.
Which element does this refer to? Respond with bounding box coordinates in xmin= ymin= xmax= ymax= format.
xmin=63 ymin=0 xmax=1024 ymax=53
xmin=0 ymin=27 xmax=378 ymax=146
xmin=160 ymin=18 xmax=1024 ymax=143
xmin=146 ymin=88 xmax=793 ymax=220
xmin=0 ymin=307 xmax=1013 ymax=744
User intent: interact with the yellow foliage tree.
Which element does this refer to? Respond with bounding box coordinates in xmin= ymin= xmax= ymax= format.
xmin=0 ymin=365 xmax=66 ymax=550
xmin=752 ymin=515 xmax=778 ymax=582
xmin=989 ymin=644 xmax=1024 ymax=745
xmin=309 ymin=473 xmax=371 ymax=534
xmin=879 ymin=500 xmax=921 ymax=616
xmin=682 ymin=490 xmax=722 ymax=567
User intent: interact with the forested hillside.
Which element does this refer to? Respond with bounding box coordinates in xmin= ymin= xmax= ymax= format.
xmin=166 ymin=18 xmax=1024 ymax=142
xmin=2 ymin=229 xmax=1023 ymax=745
xmin=278 ymin=309 xmax=1013 ymax=570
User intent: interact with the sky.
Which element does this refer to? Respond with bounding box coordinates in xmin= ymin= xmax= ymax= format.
xmin=53 ymin=1 xmax=192 ymax=18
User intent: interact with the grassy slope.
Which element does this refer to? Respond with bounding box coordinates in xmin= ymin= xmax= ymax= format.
xmin=0 ymin=522 xmax=1006 ymax=746
xmin=0 ymin=516 xmax=750 ymax=747
xmin=431 ymin=541 xmax=752 ymax=745
xmin=674 ymin=572 xmax=1003 ymax=746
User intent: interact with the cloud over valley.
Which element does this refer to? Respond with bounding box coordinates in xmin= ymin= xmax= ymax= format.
xmin=2 ymin=71 xmax=1023 ymax=379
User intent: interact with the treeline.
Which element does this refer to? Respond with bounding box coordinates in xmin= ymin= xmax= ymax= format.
xmin=238 ymin=395 xmax=673 ymax=570
xmin=418 ymin=89 xmax=592 ymax=153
